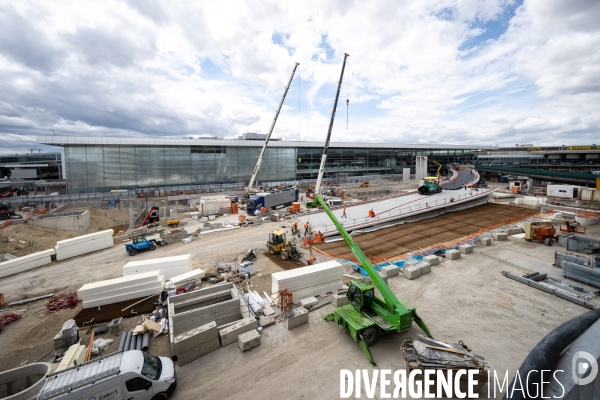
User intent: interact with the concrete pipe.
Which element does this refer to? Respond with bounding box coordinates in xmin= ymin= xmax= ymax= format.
xmin=123 ymin=331 xmax=132 ymax=351
xmin=141 ymin=331 xmax=150 ymax=351
xmin=117 ymin=332 xmax=128 ymax=352
xmin=129 ymin=334 xmax=138 ymax=351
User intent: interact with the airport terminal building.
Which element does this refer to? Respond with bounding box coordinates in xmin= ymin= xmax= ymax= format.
xmin=37 ymin=136 xmax=495 ymax=193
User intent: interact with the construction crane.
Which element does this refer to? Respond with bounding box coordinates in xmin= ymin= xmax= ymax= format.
xmin=309 ymin=53 xmax=432 ymax=367
xmin=247 ymin=62 xmax=300 ymax=192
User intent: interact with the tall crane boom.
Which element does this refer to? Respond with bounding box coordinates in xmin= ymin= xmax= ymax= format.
xmin=247 ymin=62 xmax=300 ymax=191
xmin=311 ymin=53 xmax=431 ymax=367
xmin=314 ymin=53 xmax=349 ymax=196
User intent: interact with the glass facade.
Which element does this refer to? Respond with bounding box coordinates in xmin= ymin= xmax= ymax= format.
xmin=65 ymin=145 xmax=297 ymax=192
xmin=63 ymin=144 xmax=480 ymax=193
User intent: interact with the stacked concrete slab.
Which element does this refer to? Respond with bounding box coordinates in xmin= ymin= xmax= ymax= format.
xmin=0 ymin=249 xmax=55 ymax=278
xmin=271 ymin=260 xmax=342 ymax=302
xmin=219 ymin=317 xmax=257 ymax=346
xmin=168 ymin=283 xmax=244 ymax=354
xmin=78 ymin=270 xmax=164 ymax=309
xmin=55 ymin=229 xmax=114 ymax=261
xmin=123 ymin=254 xmax=192 ymax=280
xmin=172 ymin=321 xmax=220 ymax=365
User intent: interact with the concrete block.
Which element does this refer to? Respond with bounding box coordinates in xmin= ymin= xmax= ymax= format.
xmin=492 ymin=231 xmax=508 ymax=241
xmin=0 ymin=249 xmax=55 ymax=279
xmin=272 ymin=260 xmax=342 ymax=292
xmin=283 ymin=307 xmax=309 ymax=330
xmin=238 ymin=330 xmax=261 ymax=352
xmin=404 ymin=259 xmax=419 ymax=268
xmin=423 ymin=255 xmax=439 ymax=266
xmin=418 ymin=262 xmax=431 ymax=275
xmin=445 ymin=249 xmax=461 ymax=260
xmin=173 ymin=321 xmax=218 ymax=355
xmin=506 ymin=227 xmax=524 ymax=235
xmin=171 ymin=298 xmax=241 ymax=335
xmin=381 ymin=265 xmax=400 ymax=277
xmin=369 ymin=273 xmax=388 ymax=284
xmin=259 ymin=315 xmax=275 ymax=328
xmin=218 ymin=317 xmax=257 ymax=347
xmin=459 ymin=244 xmax=474 ymax=254
xmin=123 ymin=254 xmax=192 ymax=281
xmin=403 ymin=266 xmax=422 ymax=280
xmin=299 ymin=296 xmax=319 ymax=307
xmin=177 ymin=337 xmax=220 ymax=366
xmin=331 ymin=293 xmax=350 ymax=307
xmin=481 ymin=237 xmax=492 ymax=246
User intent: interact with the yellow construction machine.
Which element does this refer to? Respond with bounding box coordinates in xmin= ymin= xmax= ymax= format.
xmin=432 ymin=161 xmax=443 ymax=178
xmin=267 ymin=229 xmax=301 ymax=261
xmin=167 ymin=217 xmax=180 ymax=227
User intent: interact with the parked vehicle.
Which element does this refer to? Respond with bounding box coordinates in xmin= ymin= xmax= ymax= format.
xmin=37 ymin=350 xmax=176 ymax=400
xmin=0 ymin=202 xmax=21 ymax=220
xmin=246 ymin=189 xmax=299 ymax=215
xmin=125 ymin=236 xmax=158 ymax=256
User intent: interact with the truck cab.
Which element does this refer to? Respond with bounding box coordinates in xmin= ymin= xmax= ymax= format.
xmin=37 ymin=351 xmax=176 ymax=400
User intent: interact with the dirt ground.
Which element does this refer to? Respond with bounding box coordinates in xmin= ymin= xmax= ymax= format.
xmin=1 ymin=200 xmax=599 ymax=399
xmin=0 ymin=207 xmax=132 ymax=258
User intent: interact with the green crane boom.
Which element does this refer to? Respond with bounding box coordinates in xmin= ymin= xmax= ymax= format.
xmin=310 ymin=51 xmax=432 ymax=368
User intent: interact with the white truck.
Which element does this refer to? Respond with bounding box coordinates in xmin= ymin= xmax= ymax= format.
xmin=37 ymin=351 xmax=176 ymax=400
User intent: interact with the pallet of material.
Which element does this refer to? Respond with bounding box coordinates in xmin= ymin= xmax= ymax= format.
xmin=78 ymin=270 xmax=164 ymax=309
xmin=123 ymin=254 xmax=192 ymax=280
xmin=55 ymin=229 xmax=114 ymax=261
xmin=272 ymin=260 xmax=343 ymax=302
xmin=0 ymin=249 xmax=56 ymax=278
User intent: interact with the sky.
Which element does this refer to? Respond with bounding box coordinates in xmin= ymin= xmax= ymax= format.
xmin=0 ymin=0 xmax=599 ymax=155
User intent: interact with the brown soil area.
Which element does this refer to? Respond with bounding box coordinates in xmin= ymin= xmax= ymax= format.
xmin=314 ymin=203 xmax=539 ymax=262
xmin=0 ymin=207 xmax=131 ymax=258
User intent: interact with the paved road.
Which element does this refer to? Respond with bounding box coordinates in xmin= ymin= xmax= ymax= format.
xmin=442 ymin=169 xmax=480 ymax=190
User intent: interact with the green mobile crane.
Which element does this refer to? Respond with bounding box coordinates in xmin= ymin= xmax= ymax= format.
xmin=311 ymin=53 xmax=432 ymax=368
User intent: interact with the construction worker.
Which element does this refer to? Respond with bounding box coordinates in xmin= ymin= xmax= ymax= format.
xmin=464 ymin=183 xmax=467 ymax=191
xmin=304 ymin=221 xmax=309 ymax=236
xmin=317 ymin=231 xmax=324 ymax=242
xmin=307 ymin=256 xmax=316 ymax=265
xmin=291 ymin=221 xmax=298 ymax=234
xmin=368 ymin=209 xmax=376 ymax=218
xmin=342 ymin=207 xmax=347 ymax=218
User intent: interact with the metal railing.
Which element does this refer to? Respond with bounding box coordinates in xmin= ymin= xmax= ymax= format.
xmin=319 ymin=188 xmax=495 ymax=234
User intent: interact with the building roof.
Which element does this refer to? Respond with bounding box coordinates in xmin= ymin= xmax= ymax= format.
xmin=37 ymin=136 xmax=497 ymax=150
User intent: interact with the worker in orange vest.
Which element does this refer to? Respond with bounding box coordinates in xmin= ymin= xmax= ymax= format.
xmin=291 ymin=221 xmax=298 ymax=234
xmin=342 ymin=207 xmax=347 ymax=218
xmin=463 ymin=184 xmax=467 ymax=191
xmin=317 ymin=231 xmax=324 ymax=242
xmin=368 ymin=209 xmax=376 ymax=218
xmin=304 ymin=222 xmax=309 ymax=236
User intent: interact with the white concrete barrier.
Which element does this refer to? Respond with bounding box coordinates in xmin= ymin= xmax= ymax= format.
xmin=0 ymin=249 xmax=56 ymax=278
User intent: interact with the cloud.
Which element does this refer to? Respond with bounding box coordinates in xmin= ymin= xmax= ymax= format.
xmin=0 ymin=0 xmax=599 ymax=155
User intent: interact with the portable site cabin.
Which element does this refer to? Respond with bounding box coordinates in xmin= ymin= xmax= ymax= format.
xmin=547 ymin=185 xmax=587 ymax=200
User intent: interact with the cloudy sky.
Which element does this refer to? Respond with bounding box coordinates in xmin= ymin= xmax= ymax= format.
xmin=1 ymin=0 xmax=599 ymax=154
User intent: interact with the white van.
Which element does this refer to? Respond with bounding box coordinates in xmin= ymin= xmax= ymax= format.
xmin=326 ymin=199 xmax=344 ymax=207
xmin=37 ymin=351 xmax=176 ymax=400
